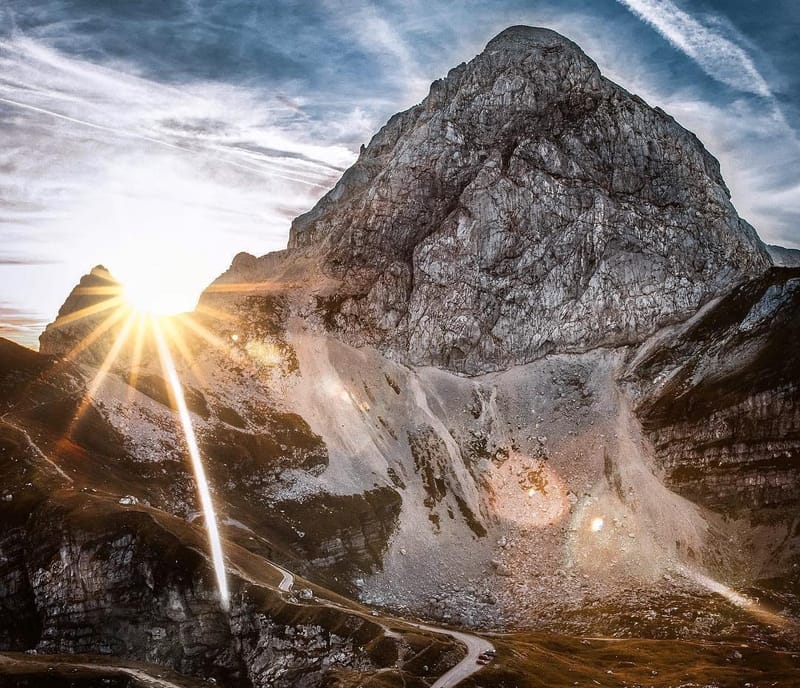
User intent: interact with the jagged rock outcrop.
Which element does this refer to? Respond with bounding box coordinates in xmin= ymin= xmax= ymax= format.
xmin=625 ymin=268 xmax=800 ymax=546
xmin=0 ymin=494 xmax=379 ymax=687
xmin=768 ymin=243 xmax=800 ymax=267
xmin=209 ymin=25 xmax=770 ymax=374
xmin=39 ymin=265 xmax=123 ymax=362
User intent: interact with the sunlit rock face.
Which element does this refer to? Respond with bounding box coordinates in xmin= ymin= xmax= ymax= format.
xmin=194 ymin=25 xmax=796 ymax=631
xmin=212 ymin=25 xmax=769 ymax=374
xmin=39 ymin=265 xmax=123 ymax=361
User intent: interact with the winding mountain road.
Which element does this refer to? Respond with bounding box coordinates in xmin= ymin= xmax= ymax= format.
xmin=103 ymin=666 xmax=186 ymax=688
xmin=2 ymin=424 xmax=491 ymax=688
xmin=0 ymin=654 xmax=192 ymax=688
xmin=266 ymin=560 xmax=493 ymax=687
xmin=409 ymin=622 xmax=494 ymax=688
xmin=273 ymin=563 xmax=294 ymax=592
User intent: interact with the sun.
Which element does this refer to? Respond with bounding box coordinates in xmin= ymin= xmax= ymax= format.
xmin=45 ymin=260 xmax=258 ymax=612
xmin=120 ymin=274 xmax=199 ymax=316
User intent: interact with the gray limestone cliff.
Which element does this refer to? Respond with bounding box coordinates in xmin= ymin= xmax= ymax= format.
xmin=625 ymin=268 xmax=800 ymax=527
xmin=210 ymin=25 xmax=770 ymax=375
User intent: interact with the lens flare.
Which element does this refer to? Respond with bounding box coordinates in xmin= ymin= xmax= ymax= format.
xmin=153 ymin=318 xmax=230 ymax=610
xmin=45 ymin=271 xmax=232 ymax=610
xmin=678 ymin=565 xmax=787 ymax=628
xmin=590 ymin=517 xmax=605 ymax=532
xmin=245 ymin=338 xmax=283 ymax=367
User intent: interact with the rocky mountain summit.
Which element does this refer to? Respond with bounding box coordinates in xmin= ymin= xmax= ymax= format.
xmin=210 ymin=25 xmax=770 ymax=374
xmin=2 ymin=24 xmax=799 ymax=688
xmin=39 ymin=265 xmax=121 ymax=361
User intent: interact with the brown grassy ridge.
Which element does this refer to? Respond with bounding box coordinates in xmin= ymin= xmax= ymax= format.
xmin=453 ymin=631 xmax=800 ymax=687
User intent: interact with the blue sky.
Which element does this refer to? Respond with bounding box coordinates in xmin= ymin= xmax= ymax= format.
xmin=0 ymin=0 xmax=798 ymax=346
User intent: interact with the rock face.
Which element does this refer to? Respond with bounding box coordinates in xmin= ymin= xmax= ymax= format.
xmin=0 ymin=495 xmax=377 ymax=687
xmin=625 ymin=268 xmax=800 ymax=542
xmin=212 ymin=25 xmax=770 ymax=374
xmin=194 ymin=25 xmax=797 ymax=635
xmin=39 ymin=265 xmax=123 ymax=361
xmin=768 ymin=243 xmax=800 ymax=267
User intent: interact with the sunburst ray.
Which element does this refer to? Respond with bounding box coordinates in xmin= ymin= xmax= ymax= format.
xmin=176 ymin=315 xmax=249 ymax=369
xmin=193 ymin=302 xmax=238 ymax=322
xmin=152 ymin=318 xmax=229 ymax=610
xmin=48 ymin=295 xmax=126 ymax=329
xmin=59 ymin=303 xmax=132 ymax=364
xmin=160 ymin=316 xmax=208 ymax=388
xmin=125 ymin=313 xmax=149 ymax=404
xmin=67 ymin=311 xmax=137 ymax=437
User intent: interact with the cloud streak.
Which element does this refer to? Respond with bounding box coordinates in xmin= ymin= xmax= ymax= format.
xmin=0 ymin=302 xmax=47 ymax=347
xmin=0 ymin=256 xmax=57 ymax=265
xmin=616 ymin=0 xmax=772 ymax=97
xmin=321 ymin=0 xmax=430 ymax=101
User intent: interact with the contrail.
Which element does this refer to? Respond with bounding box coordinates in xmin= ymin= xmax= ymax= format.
xmin=0 ymin=95 xmax=189 ymax=149
xmin=0 ymin=95 xmax=328 ymax=187
xmin=617 ymin=0 xmax=772 ymax=98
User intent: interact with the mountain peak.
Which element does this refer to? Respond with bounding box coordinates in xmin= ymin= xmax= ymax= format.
xmin=54 ymin=265 xmax=119 ymax=319
xmin=212 ymin=25 xmax=770 ymax=374
xmin=39 ymin=265 xmax=122 ymax=358
xmin=89 ymin=264 xmax=113 ymax=278
xmin=484 ymin=24 xmax=584 ymax=54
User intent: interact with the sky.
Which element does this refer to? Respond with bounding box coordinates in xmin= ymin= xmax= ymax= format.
xmin=0 ymin=0 xmax=798 ymax=348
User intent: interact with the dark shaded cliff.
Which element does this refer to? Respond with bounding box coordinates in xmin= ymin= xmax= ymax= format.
xmin=626 ymin=268 xmax=800 ymax=535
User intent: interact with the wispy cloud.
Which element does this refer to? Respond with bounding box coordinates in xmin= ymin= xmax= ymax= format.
xmin=0 ymin=302 xmax=47 ymax=348
xmin=617 ymin=0 xmax=772 ymax=97
xmin=320 ymin=0 xmax=431 ymax=103
xmin=0 ymin=35 xmax=359 ymax=336
xmin=0 ymin=256 xmax=57 ymax=265
xmin=1 ymin=0 xmax=799 ymax=351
